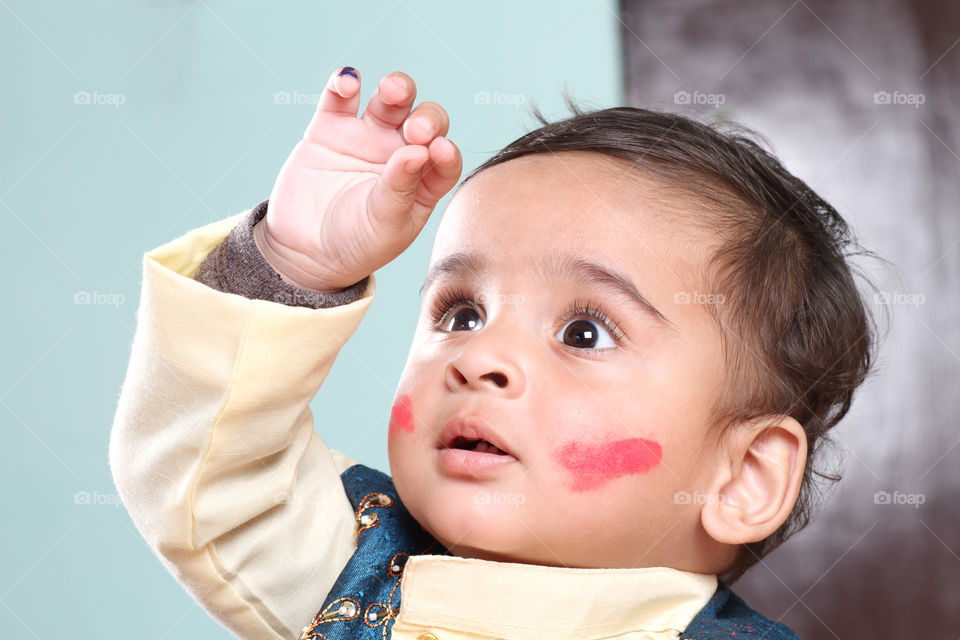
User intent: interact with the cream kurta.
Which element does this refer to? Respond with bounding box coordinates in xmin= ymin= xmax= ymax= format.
xmin=109 ymin=207 xmax=718 ymax=640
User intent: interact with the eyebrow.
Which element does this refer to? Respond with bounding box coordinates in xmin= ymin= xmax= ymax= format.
xmin=419 ymin=252 xmax=673 ymax=327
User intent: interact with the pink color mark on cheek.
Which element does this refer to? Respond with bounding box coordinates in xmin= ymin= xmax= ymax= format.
xmin=388 ymin=394 xmax=415 ymax=440
xmin=555 ymin=437 xmax=662 ymax=492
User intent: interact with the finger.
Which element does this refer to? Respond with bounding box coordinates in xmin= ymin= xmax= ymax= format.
xmin=317 ymin=66 xmax=362 ymax=115
xmin=360 ymin=71 xmax=417 ymax=130
xmin=416 ymin=137 xmax=463 ymax=210
xmin=401 ymin=101 xmax=451 ymax=146
xmin=366 ymin=145 xmax=432 ymax=234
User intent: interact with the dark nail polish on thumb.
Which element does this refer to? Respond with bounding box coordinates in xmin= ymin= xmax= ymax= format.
xmin=338 ymin=66 xmax=359 ymax=79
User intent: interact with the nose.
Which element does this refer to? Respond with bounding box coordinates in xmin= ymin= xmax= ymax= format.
xmin=444 ymin=326 xmax=527 ymax=398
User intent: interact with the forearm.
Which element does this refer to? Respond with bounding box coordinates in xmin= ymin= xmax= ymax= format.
xmin=109 ymin=203 xmax=375 ymax=639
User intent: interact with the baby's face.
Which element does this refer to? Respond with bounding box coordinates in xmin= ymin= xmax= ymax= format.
xmin=388 ymin=152 xmax=728 ymax=570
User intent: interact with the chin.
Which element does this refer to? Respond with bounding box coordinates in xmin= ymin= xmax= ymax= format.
xmin=411 ymin=499 xmax=534 ymax=561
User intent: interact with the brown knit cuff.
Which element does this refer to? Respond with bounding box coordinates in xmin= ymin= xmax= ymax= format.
xmin=193 ymin=199 xmax=370 ymax=309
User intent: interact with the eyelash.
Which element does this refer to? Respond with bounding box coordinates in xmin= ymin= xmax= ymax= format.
xmin=428 ymin=287 xmax=627 ymax=347
xmin=429 ymin=286 xmax=474 ymax=326
xmin=568 ymin=298 xmax=627 ymax=345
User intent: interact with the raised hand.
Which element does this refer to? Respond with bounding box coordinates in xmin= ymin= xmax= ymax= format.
xmin=255 ymin=67 xmax=463 ymax=292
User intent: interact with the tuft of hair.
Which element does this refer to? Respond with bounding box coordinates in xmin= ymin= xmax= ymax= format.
xmin=462 ymin=97 xmax=880 ymax=584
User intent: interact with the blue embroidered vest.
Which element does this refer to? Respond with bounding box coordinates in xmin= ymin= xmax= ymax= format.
xmin=299 ymin=464 xmax=800 ymax=640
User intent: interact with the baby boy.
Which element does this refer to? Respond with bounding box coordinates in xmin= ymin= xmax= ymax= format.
xmin=110 ymin=67 xmax=874 ymax=640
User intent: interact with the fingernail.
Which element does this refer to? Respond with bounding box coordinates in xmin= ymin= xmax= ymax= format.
xmin=338 ymin=66 xmax=359 ymax=79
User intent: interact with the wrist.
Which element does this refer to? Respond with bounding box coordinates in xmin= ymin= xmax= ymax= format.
xmin=252 ymin=219 xmax=344 ymax=294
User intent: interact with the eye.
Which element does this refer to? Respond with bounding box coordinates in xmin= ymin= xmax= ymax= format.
xmin=440 ymin=305 xmax=483 ymax=332
xmin=553 ymin=299 xmax=624 ymax=351
xmin=554 ymin=318 xmax=617 ymax=349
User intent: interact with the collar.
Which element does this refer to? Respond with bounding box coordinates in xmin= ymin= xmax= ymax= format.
xmin=395 ymin=554 xmax=718 ymax=639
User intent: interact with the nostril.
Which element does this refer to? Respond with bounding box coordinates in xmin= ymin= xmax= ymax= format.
xmin=480 ymin=372 xmax=508 ymax=388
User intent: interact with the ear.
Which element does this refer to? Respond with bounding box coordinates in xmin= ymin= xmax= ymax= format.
xmin=700 ymin=416 xmax=807 ymax=545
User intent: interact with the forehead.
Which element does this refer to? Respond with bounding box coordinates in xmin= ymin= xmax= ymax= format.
xmin=431 ymin=152 xmax=702 ymax=272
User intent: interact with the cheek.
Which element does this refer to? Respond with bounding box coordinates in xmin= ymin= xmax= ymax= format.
xmin=554 ymin=437 xmax=662 ymax=492
xmin=388 ymin=394 xmax=415 ymax=441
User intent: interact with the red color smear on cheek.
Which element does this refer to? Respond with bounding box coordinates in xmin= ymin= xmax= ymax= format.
xmin=388 ymin=394 xmax=415 ymax=440
xmin=556 ymin=437 xmax=662 ymax=492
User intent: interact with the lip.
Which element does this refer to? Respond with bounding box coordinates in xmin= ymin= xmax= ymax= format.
xmin=437 ymin=416 xmax=518 ymax=477
xmin=438 ymin=415 xmax=516 ymax=456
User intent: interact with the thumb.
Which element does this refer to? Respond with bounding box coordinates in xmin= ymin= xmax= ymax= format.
xmin=366 ymin=145 xmax=431 ymax=235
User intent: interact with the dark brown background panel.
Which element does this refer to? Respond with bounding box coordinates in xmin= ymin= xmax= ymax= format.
xmin=620 ymin=0 xmax=959 ymax=636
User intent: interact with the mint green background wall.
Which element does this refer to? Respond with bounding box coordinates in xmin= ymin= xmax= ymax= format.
xmin=1 ymin=2 xmax=621 ymax=637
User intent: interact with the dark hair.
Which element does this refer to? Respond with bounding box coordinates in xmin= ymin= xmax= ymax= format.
xmin=461 ymin=100 xmax=878 ymax=584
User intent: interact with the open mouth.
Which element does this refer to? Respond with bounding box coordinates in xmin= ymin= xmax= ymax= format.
xmin=447 ymin=436 xmax=510 ymax=456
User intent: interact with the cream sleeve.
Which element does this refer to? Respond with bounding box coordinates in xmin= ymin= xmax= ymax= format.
xmin=108 ymin=208 xmax=375 ymax=640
